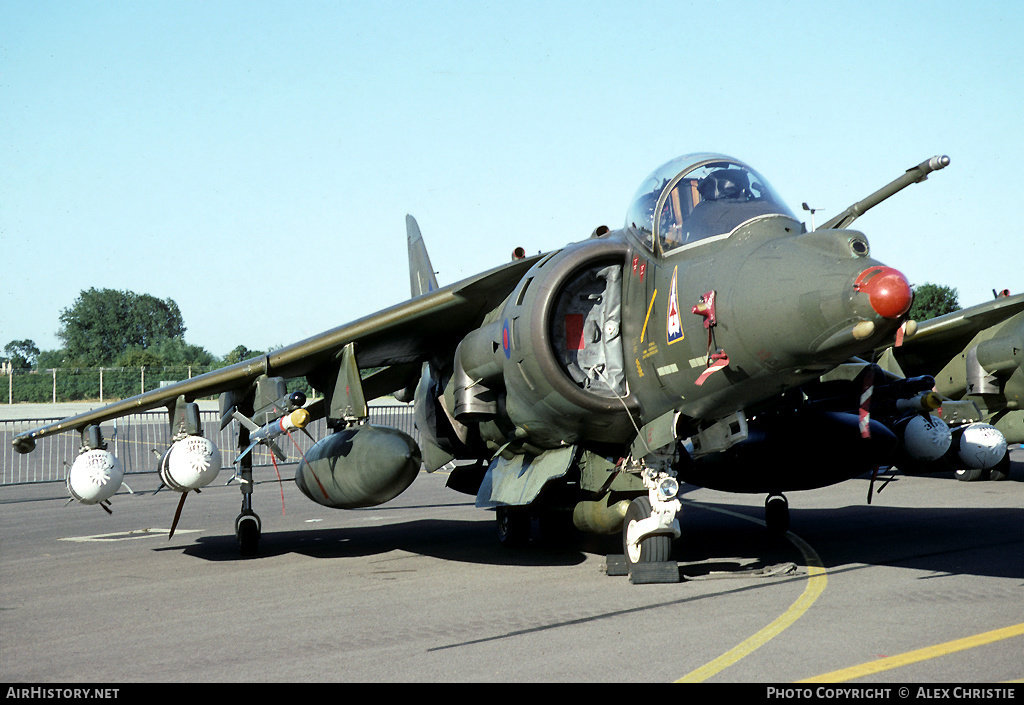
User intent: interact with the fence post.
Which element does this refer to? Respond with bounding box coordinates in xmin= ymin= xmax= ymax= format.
xmin=99 ymin=367 xmax=104 ymax=403
xmin=52 ymin=369 xmax=57 ymax=403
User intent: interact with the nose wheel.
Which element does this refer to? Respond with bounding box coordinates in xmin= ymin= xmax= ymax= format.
xmin=622 ymin=496 xmax=673 ymax=568
xmin=765 ymin=493 xmax=789 ymax=535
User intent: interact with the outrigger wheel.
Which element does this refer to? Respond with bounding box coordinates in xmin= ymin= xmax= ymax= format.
xmin=988 ymin=449 xmax=1011 ymax=481
xmin=236 ymin=509 xmax=261 ymax=557
xmin=622 ymin=496 xmax=672 ymax=568
xmin=765 ymin=493 xmax=789 ymax=535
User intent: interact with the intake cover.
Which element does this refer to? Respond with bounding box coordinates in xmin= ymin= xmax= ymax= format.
xmin=455 ymin=238 xmax=639 ymax=449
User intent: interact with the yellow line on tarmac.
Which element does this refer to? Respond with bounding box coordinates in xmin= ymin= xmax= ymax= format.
xmin=676 ymin=504 xmax=828 ymax=683
xmin=798 ymin=622 xmax=1024 ymax=683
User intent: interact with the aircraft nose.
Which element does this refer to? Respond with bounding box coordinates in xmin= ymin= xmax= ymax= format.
xmin=854 ymin=266 xmax=913 ymax=319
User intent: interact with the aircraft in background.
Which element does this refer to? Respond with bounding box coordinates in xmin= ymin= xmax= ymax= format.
xmin=16 ymin=152 xmax=989 ymax=582
xmin=874 ymin=290 xmax=1023 ymax=481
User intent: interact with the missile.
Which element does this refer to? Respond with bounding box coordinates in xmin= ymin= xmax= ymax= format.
xmin=249 ymin=408 xmax=310 ymax=443
xmin=233 ymin=408 xmax=311 ymax=463
xmin=896 ymin=391 xmax=943 ymax=412
xmin=254 ymin=391 xmax=307 ymax=424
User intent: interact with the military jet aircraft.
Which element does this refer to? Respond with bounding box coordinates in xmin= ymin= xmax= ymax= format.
xmin=13 ymin=153 xmax=958 ymax=578
xmin=873 ymin=290 xmax=1023 ymax=481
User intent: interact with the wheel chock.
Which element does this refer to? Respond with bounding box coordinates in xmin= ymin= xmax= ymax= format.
xmin=628 ymin=561 xmax=681 ymax=584
xmin=605 ymin=554 xmax=629 ymax=576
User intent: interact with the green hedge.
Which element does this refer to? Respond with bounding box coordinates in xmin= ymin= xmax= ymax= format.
xmin=4 ymin=367 xmax=313 ymax=404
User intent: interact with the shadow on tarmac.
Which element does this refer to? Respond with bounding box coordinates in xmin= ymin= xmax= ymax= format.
xmin=151 ymin=469 xmax=1023 ymax=588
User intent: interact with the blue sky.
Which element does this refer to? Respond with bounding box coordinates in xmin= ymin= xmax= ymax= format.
xmin=2 ymin=0 xmax=1022 ymax=358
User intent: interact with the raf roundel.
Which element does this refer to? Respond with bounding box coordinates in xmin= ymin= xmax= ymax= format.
xmin=502 ymin=318 xmax=512 ymax=359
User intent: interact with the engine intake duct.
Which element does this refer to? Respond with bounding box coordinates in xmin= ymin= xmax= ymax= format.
xmin=968 ymin=334 xmax=1023 ymax=396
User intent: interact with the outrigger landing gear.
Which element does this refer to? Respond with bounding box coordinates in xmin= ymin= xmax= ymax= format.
xmin=236 ymin=508 xmax=261 ymax=557
xmin=765 ymin=493 xmax=789 ymax=535
xmin=235 ymin=421 xmax=261 ymax=557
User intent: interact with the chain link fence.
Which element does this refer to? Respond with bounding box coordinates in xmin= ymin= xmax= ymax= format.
xmin=1 ymin=366 xmax=229 ymax=404
xmin=2 ymin=366 xmax=317 ymax=404
xmin=1 ymin=404 xmax=417 ymax=486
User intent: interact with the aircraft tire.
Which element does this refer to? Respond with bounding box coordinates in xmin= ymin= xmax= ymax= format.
xmin=236 ymin=512 xmax=261 ymax=557
xmin=987 ymin=450 xmax=1011 ymax=481
xmin=765 ymin=494 xmax=789 ymax=535
xmin=954 ymin=467 xmax=984 ymax=482
xmin=623 ymin=497 xmax=671 ymax=567
xmin=496 ymin=506 xmax=530 ymax=548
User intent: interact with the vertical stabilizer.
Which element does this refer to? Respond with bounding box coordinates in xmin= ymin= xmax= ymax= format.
xmin=407 ymin=214 xmax=439 ymax=297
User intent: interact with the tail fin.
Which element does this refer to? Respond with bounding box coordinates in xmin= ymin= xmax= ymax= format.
xmin=407 ymin=214 xmax=439 ymax=297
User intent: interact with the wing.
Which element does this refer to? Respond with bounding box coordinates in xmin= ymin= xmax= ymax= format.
xmin=12 ymin=252 xmax=545 ymax=453
xmin=880 ymin=293 xmax=1024 ymax=376
xmin=902 ymin=293 xmax=1024 ymax=348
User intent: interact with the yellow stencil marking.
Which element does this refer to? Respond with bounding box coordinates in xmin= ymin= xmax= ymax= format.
xmin=641 ymin=289 xmax=657 ymax=343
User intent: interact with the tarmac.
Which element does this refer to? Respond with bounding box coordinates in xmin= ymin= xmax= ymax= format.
xmin=1 ymin=444 xmax=1022 ymax=684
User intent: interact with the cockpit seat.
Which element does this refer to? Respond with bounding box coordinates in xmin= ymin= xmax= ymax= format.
xmin=698 ymin=169 xmax=750 ymax=201
xmin=686 ymin=169 xmax=778 ymax=242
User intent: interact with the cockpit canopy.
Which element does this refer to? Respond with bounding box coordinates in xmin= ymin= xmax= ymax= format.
xmin=625 ymin=153 xmax=796 ymax=255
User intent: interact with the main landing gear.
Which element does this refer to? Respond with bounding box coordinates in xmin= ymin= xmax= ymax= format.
xmin=495 ymin=506 xmax=531 ymax=548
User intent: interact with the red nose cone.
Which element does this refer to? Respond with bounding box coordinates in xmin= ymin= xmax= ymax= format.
xmin=854 ymin=266 xmax=913 ymax=319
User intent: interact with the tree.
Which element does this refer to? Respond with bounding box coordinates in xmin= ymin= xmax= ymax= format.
xmin=221 ymin=345 xmax=264 ymax=366
xmin=3 ymin=339 xmax=40 ymax=369
xmin=115 ymin=338 xmax=215 ymax=368
xmin=35 ymin=349 xmax=66 ymax=369
xmin=57 ymin=288 xmax=186 ymax=366
xmin=909 ymin=283 xmax=959 ymax=322
xmin=112 ymin=347 xmax=163 ymax=369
